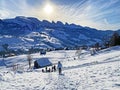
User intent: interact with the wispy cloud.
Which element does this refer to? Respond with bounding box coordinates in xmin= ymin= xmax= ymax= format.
xmin=56 ymin=0 xmax=120 ymax=30
xmin=0 ymin=0 xmax=120 ymax=30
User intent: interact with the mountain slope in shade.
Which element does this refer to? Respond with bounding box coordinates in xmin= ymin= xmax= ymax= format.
xmin=0 ymin=16 xmax=119 ymax=50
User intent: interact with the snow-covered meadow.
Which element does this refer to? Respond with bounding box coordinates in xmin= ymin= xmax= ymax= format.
xmin=0 ymin=46 xmax=120 ymax=90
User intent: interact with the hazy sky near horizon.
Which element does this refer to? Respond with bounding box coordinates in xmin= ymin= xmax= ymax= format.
xmin=0 ymin=0 xmax=120 ymax=30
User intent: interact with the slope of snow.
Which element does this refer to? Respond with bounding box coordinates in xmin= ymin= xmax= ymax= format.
xmin=0 ymin=46 xmax=120 ymax=90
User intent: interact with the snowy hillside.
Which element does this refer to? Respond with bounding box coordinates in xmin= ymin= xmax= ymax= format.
xmin=0 ymin=46 xmax=120 ymax=90
xmin=0 ymin=16 xmax=118 ymax=50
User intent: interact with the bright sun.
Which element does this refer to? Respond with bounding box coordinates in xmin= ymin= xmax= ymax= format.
xmin=44 ymin=4 xmax=53 ymax=14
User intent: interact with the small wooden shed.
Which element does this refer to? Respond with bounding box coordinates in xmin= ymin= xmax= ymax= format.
xmin=34 ymin=58 xmax=52 ymax=68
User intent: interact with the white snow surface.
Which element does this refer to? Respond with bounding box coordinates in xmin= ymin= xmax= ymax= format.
xmin=0 ymin=46 xmax=120 ymax=90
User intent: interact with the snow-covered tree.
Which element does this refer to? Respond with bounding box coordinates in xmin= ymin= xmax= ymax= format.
xmin=90 ymin=48 xmax=96 ymax=55
xmin=75 ymin=48 xmax=82 ymax=59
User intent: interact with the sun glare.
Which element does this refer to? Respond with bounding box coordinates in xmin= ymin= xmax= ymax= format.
xmin=44 ymin=4 xmax=53 ymax=14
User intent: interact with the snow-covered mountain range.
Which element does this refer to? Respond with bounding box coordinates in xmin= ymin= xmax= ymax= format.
xmin=0 ymin=16 xmax=120 ymax=50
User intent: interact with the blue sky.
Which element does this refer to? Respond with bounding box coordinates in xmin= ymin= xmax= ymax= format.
xmin=0 ymin=0 xmax=120 ymax=30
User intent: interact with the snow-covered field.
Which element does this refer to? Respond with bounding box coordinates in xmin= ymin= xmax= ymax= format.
xmin=0 ymin=46 xmax=120 ymax=90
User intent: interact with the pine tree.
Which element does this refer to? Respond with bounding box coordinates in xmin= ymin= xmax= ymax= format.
xmin=110 ymin=32 xmax=120 ymax=46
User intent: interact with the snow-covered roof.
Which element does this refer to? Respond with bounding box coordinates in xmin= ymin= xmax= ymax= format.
xmin=36 ymin=58 xmax=52 ymax=67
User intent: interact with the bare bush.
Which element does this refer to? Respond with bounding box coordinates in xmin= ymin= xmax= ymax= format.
xmin=27 ymin=54 xmax=32 ymax=69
